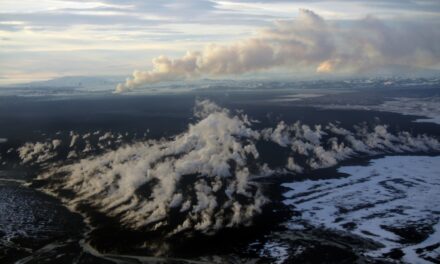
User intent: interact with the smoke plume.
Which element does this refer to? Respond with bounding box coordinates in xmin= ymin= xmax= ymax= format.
xmin=116 ymin=9 xmax=440 ymax=92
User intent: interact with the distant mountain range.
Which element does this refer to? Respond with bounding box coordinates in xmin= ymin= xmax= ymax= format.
xmin=8 ymin=76 xmax=126 ymax=90
xmin=2 ymin=64 xmax=439 ymax=92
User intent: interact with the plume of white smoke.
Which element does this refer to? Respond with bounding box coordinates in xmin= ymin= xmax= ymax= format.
xmin=69 ymin=131 xmax=79 ymax=148
xmin=52 ymin=139 xmax=62 ymax=149
xmin=18 ymin=141 xmax=59 ymax=165
xmin=38 ymin=100 xmax=267 ymax=235
xmin=263 ymin=121 xmax=440 ymax=170
xmin=20 ymin=101 xmax=440 ymax=238
xmin=116 ymin=9 xmax=440 ymax=92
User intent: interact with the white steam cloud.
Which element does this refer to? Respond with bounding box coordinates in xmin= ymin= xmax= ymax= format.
xmin=263 ymin=121 xmax=440 ymax=170
xmin=116 ymin=9 xmax=440 ymax=92
xmin=38 ymin=100 xmax=268 ymax=235
xmin=22 ymin=100 xmax=440 ymax=237
xmin=18 ymin=141 xmax=60 ymax=165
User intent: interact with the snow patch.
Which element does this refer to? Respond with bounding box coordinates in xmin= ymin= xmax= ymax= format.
xmin=283 ymin=155 xmax=440 ymax=263
xmin=320 ymin=97 xmax=440 ymax=125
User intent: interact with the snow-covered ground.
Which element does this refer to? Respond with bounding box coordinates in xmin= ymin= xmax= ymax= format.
xmin=320 ymin=97 xmax=440 ymax=125
xmin=283 ymin=155 xmax=440 ymax=263
xmin=372 ymin=97 xmax=440 ymax=125
xmin=269 ymin=93 xmax=324 ymax=102
xmin=259 ymin=241 xmax=290 ymax=264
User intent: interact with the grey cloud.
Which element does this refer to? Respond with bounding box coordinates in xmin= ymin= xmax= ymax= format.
xmin=7 ymin=0 xmax=437 ymax=33
xmin=0 ymin=13 xmax=162 ymax=28
xmin=0 ymin=24 xmax=22 ymax=32
xmin=92 ymin=0 xmax=218 ymax=17
xmin=232 ymin=0 xmax=440 ymax=12
xmin=0 ymin=0 xmax=283 ymax=34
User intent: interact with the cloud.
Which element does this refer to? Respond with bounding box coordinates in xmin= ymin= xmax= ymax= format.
xmin=263 ymin=121 xmax=440 ymax=170
xmin=69 ymin=131 xmax=80 ymax=147
xmin=316 ymin=60 xmax=337 ymax=73
xmin=37 ymin=100 xmax=267 ymax=236
xmin=18 ymin=141 xmax=59 ymax=164
xmin=3 ymin=1 xmax=440 ymax=84
xmin=116 ymin=9 xmax=440 ymax=92
xmin=20 ymin=100 xmax=439 ymax=245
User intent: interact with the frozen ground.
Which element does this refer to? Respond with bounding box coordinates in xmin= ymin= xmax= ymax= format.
xmin=321 ymin=97 xmax=440 ymax=125
xmin=269 ymin=93 xmax=324 ymax=102
xmin=0 ymin=170 xmax=83 ymax=263
xmin=283 ymin=155 xmax=440 ymax=263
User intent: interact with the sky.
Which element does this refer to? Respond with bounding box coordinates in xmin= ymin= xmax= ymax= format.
xmin=1 ymin=0 xmax=440 ymax=86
